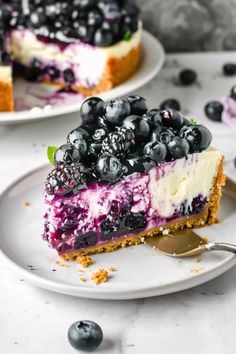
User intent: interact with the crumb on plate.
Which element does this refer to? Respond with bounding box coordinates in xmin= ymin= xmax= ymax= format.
xmin=76 ymin=255 xmax=93 ymax=268
xmin=191 ymin=267 xmax=203 ymax=274
xmin=194 ymin=258 xmax=201 ymax=263
xmin=108 ymin=267 xmax=116 ymax=272
xmin=79 ymin=277 xmax=87 ymax=283
xmin=55 ymin=260 xmax=70 ymax=267
xmin=91 ymin=268 xmax=109 ymax=285
xmin=23 ymin=201 xmax=31 ymax=207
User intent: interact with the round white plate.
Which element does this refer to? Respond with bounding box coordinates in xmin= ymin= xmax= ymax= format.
xmin=0 ymin=30 xmax=165 ymax=125
xmin=0 ymin=165 xmax=235 ymax=300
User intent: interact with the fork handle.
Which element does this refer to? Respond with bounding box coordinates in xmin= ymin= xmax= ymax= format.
xmin=206 ymin=242 xmax=236 ymax=254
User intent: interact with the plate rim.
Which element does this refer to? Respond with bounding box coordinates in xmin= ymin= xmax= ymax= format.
xmin=0 ymin=30 xmax=165 ymax=125
xmin=0 ymin=163 xmax=235 ymax=300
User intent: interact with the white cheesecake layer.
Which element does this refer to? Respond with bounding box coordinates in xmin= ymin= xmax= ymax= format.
xmin=0 ymin=66 xmax=12 ymax=84
xmin=10 ymin=23 xmax=141 ymax=87
xmin=149 ymin=148 xmax=221 ymax=218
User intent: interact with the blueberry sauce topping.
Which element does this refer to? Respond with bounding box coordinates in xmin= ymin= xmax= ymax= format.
xmin=2 ymin=0 xmax=140 ymax=47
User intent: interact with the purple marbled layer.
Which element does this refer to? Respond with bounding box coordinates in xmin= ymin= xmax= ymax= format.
xmin=43 ymin=156 xmax=208 ymax=255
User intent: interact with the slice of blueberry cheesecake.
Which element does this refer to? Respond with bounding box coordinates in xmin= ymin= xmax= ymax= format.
xmin=1 ymin=0 xmax=141 ymax=104
xmin=43 ymin=96 xmax=225 ymax=259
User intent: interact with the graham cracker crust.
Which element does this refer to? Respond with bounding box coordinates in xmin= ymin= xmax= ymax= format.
xmin=42 ymin=44 xmax=141 ymax=97
xmin=0 ymin=80 xmax=14 ymax=112
xmin=61 ymin=157 xmax=225 ymax=260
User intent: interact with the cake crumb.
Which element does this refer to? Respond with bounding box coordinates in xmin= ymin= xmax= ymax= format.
xmin=191 ymin=267 xmax=203 ymax=274
xmin=108 ymin=267 xmax=116 ymax=272
xmin=79 ymin=277 xmax=87 ymax=283
xmin=162 ymin=229 xmax=169 ymax=235
xmin=91 ymin=268 xmax=109 ymax=285
xmin=194 ymin=258 xmax=200 ymax=263
xmin=23 ymin=201 xmax=31 ymax=207
xmin=55 ymin=261 xmax=70 ymax=267
xmin=76 ymin=255 xmax=93 ymax=268
xmin=203 ymin=237 xmax=209 ymax=243
xmin=140 ymin=237 xmax=145 ymax=242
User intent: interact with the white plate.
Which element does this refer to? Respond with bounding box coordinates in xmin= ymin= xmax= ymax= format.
xmin=0 ymin=31 xmax=165 ymax=125
xmin=0 ymin=164 xmax=235 ymax=300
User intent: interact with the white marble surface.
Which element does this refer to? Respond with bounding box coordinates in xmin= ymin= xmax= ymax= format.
xmin=0 ymin=52 xmax=236 ymax=354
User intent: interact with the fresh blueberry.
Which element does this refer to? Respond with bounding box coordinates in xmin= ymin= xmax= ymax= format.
xmin=25 ymin=58 xmax=42 ymax=82
xmin=123 ymin=115 xmax=150 ymax=142
xmin=167 ymin=137 xmax=190 ymax=159
xmin=76 ymin=0 xmax=96 ymax=10
xmin=100 ymin=218 xmax=120 ymax=240
xmin=204 ymin=101 xmax=223 ymax=122
xmin=144 ymin=109 xmax=162 ymax=127
xmin=123 ymin=157 xmax=155 ymax=175
xmin=105 ymin=99 xmax=131 ymax=125
xmin=46 ymin=65 xmax=60 ymax=81
xmin=181 ymin=117 xmax=191 ymax=127
xmin=121 ymin=3 xmax=140 ymax=17
xmin=160 ymin=98 xmax=181 ymax=112
xmin=127 ymin=95 xmax=148 ymax=115
xmin=54 ymin=144 xmax=81 ymax=166
xmin=67 ymin=132 xmax=87 ymax=156
xmin=143 ymin=141 xmax=167 ymax=163
xmin=151 ymin=126 xmax=175 ymax=144
xmin=88 ymin=141 xmax=102 ymax=160
xmin=74 ymin=232 xmax=97 ymax=249
xmin=122 ymin=15 xmax=138 ymax=34
xmin=92 ymin=127 xmax=108 ymax=141
xmin=100 ymin=1 xmax=120 ymax=19
xmin=179 ymin=124 xmax=212 ymax=152
xmin=161 ymin=109 xmax=184 ymax=129
xmin=77 ymin=22 xmax=95 ymax=43
xmin=67 ymin=127 xmax=90 ymax=145
xmin=179 ymin=69 xmax=197 ymax=85
xmin=29 ymin=10 xmax=46 ymax=28
xmin=96 ymin=154 xmax=123 ymax=182
xmin=223 ymin=63 xmax=236 ymax=76
xmin=63 ymin=68 xmax=75 ymax=83
xmin=230 ymin=85 xmax=236 ymax=100
xmin=94 ymin=28 xmax=114 ymax=46
xmin=125 ymin=212 xmax=147 ymax=231
xmin=80 ymin=97 xmax=106 ymax=125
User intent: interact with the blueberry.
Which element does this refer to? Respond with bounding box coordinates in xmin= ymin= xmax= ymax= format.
xmin=204 ymin=101 xmax=223 ymax=122
xmin=96 ymin=154 xmax=123 ymax=182
xmin=144 ymin=109 xmax=162 ymax=127
xmin=54 ymin=144 xmax=81 ymax=166
xmin=230 ymin=85 xmax=236 ymax=100
xmin=100 ymin=2 xmax=120 ymax=19
xmin=88 ymin=141 xmax=102 ymax=159
xmin=121 ymin=3 xmax=140 ymax=17
xmin=105 ymin=99 xmax=131 ymax=125
xmin=100 ymin=219 xmax=119 ymax=240
xmin=88 ymin=10 xmax=103 ymax=27
xmin=127 ymin=95 xmax=148 ymax=115
xmin=123 ymin=115 xmax=150 ymax=142
xmin=76 ymin=0 xmax=96 ymax=10
xmin=68 ymin=321 xmax=103 ymax=351
xmin=74 ymin=232 xmax=97 ymax=249
xmin=46 ymin=65 xmax=60 ymax=81
xmin=151 ymin=126 xmax=175 ymax=144
xmin=30 ymin=11 xmax=46 ymax=28
xmin=143 ymin=141 xmax=167 ymax=163
xmin=92 ymin=127 xmax=108 ymax=141
xmin=63 ymin=68 xmax=75 ymax=83
xmin=80 ymin=97 xmax=106 ymax=125
xmin=94 ymin=28 xmax=114 ymax=47
xmin=161 ymin=109 xmax=184 ymax=129
xmin=179 ymin=69 xmax=197 ymax=85
xmin=223 ymin=63 xmax=236 ymax=76
xmin=125 ymin=212 xmax=147 ymax=232
xmin=67 ymin=128 xmax=89 ymax=148
xmin=160 ymin=98 xmax=181 ymax=112
xmin=179 ymin=124 xmax=212 ymax=152
xmin=167 ymin=137 xmax=190 ymax=159
xmin=25 ymin=59 xmax=42 ymax=82
xmin=77 ymin=22 xmax=95 ymax=43
xmin=67 ymin=131 xmax=87 ymax=156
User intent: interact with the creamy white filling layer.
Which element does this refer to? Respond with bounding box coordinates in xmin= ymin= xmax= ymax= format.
xmin=0 ymin=66 xmax=12 ymax=84
xmin=148 ymin=148 xmax=221 ymax=217
xmin=10 ymin=23 xmax=141 ymax=86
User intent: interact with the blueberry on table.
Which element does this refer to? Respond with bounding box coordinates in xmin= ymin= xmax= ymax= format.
xmin=179 ymin=125 xmax=212 ymax=153
xmin=223 ymin=63 xmax=236 ymax=76
xmin=143 ymin=141 xmax=167 ymax=163
xmin=54 ymin=144 xmax=81 ymax=166
xmin=128 ymin=95 xmax=148 ymax=115
xmin=105 ymin=99 xmax=131 ymax=125
xmin=80 ymin=97 xmax=106 ymax=125
xmin=123 ymin=115 xmax=150 ymax=142
xmin=167 ymin=137 xmax=190 ymax=159
xmin=160 ymin=98 xmax=181 ymax=112
xmin=204 ymin=101 xmax=223 ymax=122
xmin=68 ymin=320 xmax=103 ymax=351
xmin=179 ymin=69 xmax=197 ymax=85
xmin=230 ymin=85 xmax=236 ymax=100
xmin=96 ymin=154 xmax=123 ymax=182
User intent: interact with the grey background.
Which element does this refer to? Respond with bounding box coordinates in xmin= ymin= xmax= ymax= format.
xmin=136 ymin=0 xmax=236 ymax=52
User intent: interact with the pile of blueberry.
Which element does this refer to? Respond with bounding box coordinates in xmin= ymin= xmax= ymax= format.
xmin=0 ymin=0 xmax=140 ymax=47
xmin=46 ymin=95 xmax=212 ymax=197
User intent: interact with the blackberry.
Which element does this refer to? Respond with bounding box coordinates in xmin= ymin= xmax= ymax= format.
xmin=45 ymin=163 xmax=85 ymax=197
xmin=101 ymin=127 xmax=135 ymax=158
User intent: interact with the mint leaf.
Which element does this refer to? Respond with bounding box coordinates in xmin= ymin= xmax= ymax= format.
xmin=189 ymin=118 xmax=197 ymax=125
xmin=123 ymin=31 xmax=132 ymax=41
xmin=47 ymin=146 xmax=58 ymax=165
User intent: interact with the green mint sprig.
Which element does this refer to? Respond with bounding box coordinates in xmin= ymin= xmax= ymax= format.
xmin=189 ymin=118 xmax=197 ymax=125
xmin=123 ymin=31 xmax=132 ymax=41
xmin=47 ymin=146 xmax=58 ymax=165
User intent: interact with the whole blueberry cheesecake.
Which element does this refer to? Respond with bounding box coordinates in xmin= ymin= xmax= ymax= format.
xmin=0 ymin=0 xmax=141 ymax=111
xmin=43 ymin=96 xmax=225 ymax=259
